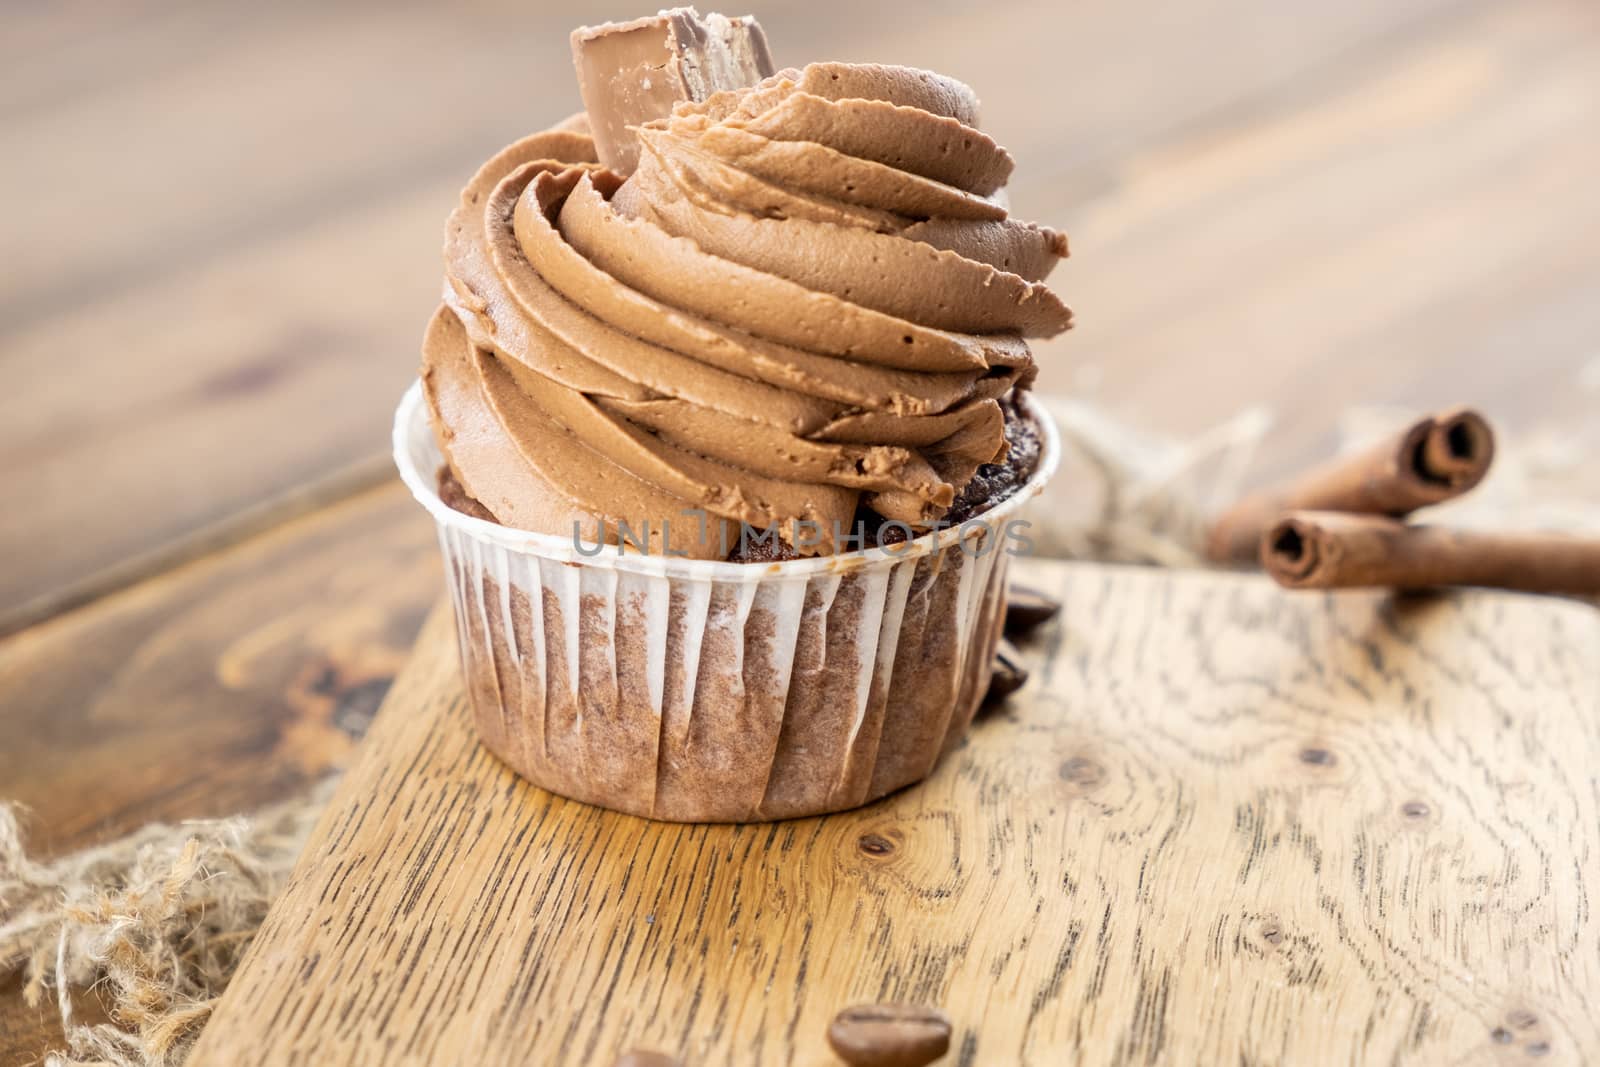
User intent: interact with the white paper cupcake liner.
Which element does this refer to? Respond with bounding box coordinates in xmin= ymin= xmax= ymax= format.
xmin=393 ymin=381 xmax=1058 ymax=821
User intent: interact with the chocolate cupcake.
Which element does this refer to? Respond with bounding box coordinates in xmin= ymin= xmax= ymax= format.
xmin=393 ymin=18 xmax=1071 ymax=821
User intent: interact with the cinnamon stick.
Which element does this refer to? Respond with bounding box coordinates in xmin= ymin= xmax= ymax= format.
xmin=1262 ymin=511 xmax=1600 ymax=595
xmin=1207 ymin=408 xmax=1495 ymax=564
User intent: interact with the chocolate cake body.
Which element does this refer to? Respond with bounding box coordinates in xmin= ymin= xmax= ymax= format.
xmin=448 ymin=536 xmax=1009 ymax=821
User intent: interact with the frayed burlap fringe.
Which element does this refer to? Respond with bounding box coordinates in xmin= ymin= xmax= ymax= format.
xmin=1019 ymin=395 xmax=1273 ymax=565
xmin=0 ymin=780 xmax=335 ymax=1067
xmin=2 ymin=391 xmax=1596 ymax=1066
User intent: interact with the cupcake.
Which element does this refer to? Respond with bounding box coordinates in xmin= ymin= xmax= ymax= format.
xmin=393 ymin=12 xmax=1071 ymax=821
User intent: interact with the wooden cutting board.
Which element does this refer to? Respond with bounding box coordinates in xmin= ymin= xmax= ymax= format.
xmin=189 ymin=560 xmax=1600 ymax=1066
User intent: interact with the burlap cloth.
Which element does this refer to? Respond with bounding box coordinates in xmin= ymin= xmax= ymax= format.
xmin=4 ymin=392 xmax=1596 ymax=1067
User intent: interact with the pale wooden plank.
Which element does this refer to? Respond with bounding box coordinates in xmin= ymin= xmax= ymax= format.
xmin=191 ymin=561 xmax=1600 ymax=1065
xmin=5 ymin=1 xmax=1597 ymax=1060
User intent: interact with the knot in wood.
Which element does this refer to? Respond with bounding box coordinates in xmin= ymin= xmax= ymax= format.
xmin=1058 ymin=756 xmax=1105 ymax=787
xmin=857 ymin=833 xmax=897 ymax=858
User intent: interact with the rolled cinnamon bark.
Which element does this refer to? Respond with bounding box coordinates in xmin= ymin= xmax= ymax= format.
xmin=1262 ymin=511 xmax=1600 ymax=595
xmin=1207 ymin=408 xmax=1495 ymax=564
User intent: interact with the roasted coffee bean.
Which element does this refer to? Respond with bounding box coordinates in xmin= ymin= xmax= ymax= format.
xmin=1004 ymin=582 xmax=1062 ymax=636
xmin=611 ymin=1050 xmax=682 ymax=1067
xmin=827 ymin=1003 xmax=951 ymax=1067
xmin=985 ymin=639 xmax=1029 ymax=705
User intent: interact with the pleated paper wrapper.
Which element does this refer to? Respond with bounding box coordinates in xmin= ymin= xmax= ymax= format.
xmin=394 ymin=382 xmax=1059 ymax=821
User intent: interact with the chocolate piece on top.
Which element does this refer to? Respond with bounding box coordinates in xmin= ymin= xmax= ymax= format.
xmin=571 ymin=7 xmax=776 ymax=175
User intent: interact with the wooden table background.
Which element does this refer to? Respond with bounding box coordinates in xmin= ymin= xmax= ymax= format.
xmin=2 ymin=0 xmax=1598 ymax=1061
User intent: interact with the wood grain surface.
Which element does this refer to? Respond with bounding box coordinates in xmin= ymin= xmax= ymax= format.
xmin=190 ymin=561 xmax=1600 ymax=1066
xmin=0 ymin=484 xmax=436 ymax=855
xmin=0 ymin=485 xmax=435 ymax=1062
xmin=6 ymin=0 xmax=1600 ymax=1062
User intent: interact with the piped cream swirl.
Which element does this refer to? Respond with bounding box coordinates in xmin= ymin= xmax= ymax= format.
xmin=423 ymin=63 xmax=1072 ymax=559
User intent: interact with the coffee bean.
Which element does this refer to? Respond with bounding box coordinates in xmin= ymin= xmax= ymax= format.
xmin=985 ymin=640 xmax=1029 ymax=705
xmin=1004 ymin=583 xmax=1062 ymax=636
xmin=611 ymin=1050 xmax=682 ymax=1067
xmin=827 ymin=1003 xmax=951 ymax=1067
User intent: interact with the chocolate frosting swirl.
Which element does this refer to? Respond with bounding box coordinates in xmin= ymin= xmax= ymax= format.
xmin=423 ymin=63 xmax=1072 ymax=559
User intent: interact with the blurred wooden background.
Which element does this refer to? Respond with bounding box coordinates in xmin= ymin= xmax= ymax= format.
xmin=2 ymin=0 xmax=1598 ymax=1060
